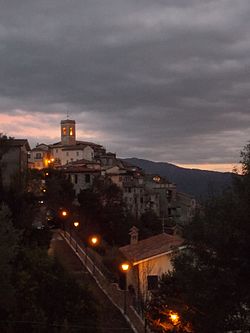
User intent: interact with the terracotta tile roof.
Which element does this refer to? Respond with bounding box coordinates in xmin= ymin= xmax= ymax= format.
xmin=68 ymin=159 xmax=100 ymax=165
xmin=63 ymin=166 xmax=101 ymax=173
xmin=119 ymin=233 xmax=184 ymax=264
xmin=31 ymin=146 xmax=49 ymax=152
xmin=50 ymin=140 xmax=103 ymax=149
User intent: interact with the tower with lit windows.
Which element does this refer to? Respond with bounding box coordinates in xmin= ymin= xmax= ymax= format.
xmin=61 ymin=119 xmax=76 ymax=146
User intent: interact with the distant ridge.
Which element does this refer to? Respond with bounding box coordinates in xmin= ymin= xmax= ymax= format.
xmin=123 ymin=158 xmax=233 ymax=199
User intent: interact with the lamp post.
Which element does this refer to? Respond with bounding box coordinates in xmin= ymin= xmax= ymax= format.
xmin=73 ymin=221 xmax=80 ymax=252
xmin=89 ymin=235 xmax=100 ymax=274
xmin=60 ymin=209 xmax=69 ymax=236
xmin=120 ymin=262 xmax=131 ymax=314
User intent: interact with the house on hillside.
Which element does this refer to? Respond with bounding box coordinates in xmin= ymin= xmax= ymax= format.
xmin=119 ymin=227 xmax=184 ymax=304
xmin=28 ymin=143 xmax=50 ymax=169
xmin=0 ymin=137 xmax=30 ymax=187
xmin=62 ymin=162 xmax=101 ymax=195
xmin=176 ymin=192 xmax=196 ymax=225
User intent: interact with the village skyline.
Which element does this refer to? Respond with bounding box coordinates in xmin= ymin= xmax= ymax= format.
xmin=1 ymin=1 xmax=250 ymax=172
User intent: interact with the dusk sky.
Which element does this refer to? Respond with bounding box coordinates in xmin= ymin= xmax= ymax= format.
xmin=1 ymin=0 xmax=250 ymax=172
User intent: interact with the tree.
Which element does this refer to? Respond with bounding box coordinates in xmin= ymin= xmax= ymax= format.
xmin=138 ymin=210 xmax=162 ymax=238
xmin=0 ymin=204 xmax=20 ymax=320
xmin=78 ymin=177 xmax=133 ymax=245
xmin=44 ymin=169 xmax=75 ymax=212
xmin=147 ymin=145 xmax=250 ymax=333
xmin=12 ymin=248 xmax=98 ymax=332
xmin=0 ymin=135 xmax=14 ymax=198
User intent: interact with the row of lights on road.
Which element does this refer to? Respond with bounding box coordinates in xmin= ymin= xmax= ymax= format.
xmin=51 ymin=208 xmax=180 ymax=325
xmin=60 ymin=208 xmax=132 ymax=314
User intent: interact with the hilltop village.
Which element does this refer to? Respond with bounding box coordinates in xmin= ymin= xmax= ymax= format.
xmin=1 ymin=120 xmax=250 ymax=332
xmin=28 ymin=118 xmax=196 ymax=229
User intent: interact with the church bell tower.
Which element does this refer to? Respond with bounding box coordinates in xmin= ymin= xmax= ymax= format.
xmin=61 ymin=119 xmax=76 ymax=146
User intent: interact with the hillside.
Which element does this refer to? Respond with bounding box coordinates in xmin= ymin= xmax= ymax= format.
xmin=123 ymin=158 xmax=234 ymax=199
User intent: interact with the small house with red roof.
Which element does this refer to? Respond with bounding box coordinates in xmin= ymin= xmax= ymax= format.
xmin=119 ymin=227 xmax=184 ymax=301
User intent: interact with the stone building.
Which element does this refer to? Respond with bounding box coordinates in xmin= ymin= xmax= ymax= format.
xmin=28 ymin=143 xmax=50 ymax=169
xmin=0 ymin=137 xmax=30 ymax=187
xmin=29 ymin=118 xmax=106 ymax=167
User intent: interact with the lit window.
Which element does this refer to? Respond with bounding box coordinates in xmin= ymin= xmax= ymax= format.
xmin=63 ymin=127 xmax=67 ymax=136
xmin=153 ymin=176 xmax=161 ymax=183
xmin=69 ymin=127 xmax=73 ymax=136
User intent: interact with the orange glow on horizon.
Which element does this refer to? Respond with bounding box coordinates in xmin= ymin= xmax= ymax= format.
xmin=176 ymin=163 xmax=240 ymax=173
xmin=0 ymin=112 xmax=101 ymax=144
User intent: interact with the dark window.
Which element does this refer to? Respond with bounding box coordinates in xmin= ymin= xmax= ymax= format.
xmin=147 ymin=275 xmax=158 ymax=290
xmin=35 ymin=152 xmax=42 ymax=159
xmin=74 ymin=174 xmax=78 ymax=184
xmin=85 ymin=174 xmax=90 ymax=183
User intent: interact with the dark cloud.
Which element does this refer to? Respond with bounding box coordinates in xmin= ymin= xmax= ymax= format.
xmin=0 ymin=0 xmax=250 ymax=165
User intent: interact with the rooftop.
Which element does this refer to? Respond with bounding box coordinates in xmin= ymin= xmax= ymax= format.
xmin=0 ymin=138 xmax=30 ymax=151
xmin=50 ymin=140 xmax=103 ymax=149
xmin=119 ymin=233 xmax=183 ymax=265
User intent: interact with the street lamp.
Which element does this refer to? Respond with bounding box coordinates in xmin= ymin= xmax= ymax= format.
xmin=59 ymin=209 xmax=69 ymax=236
xmin=89 ymin=235 xmax=99 ymax=247
xmin=73 ymin=221 xmax=80 ymax=252
xmin=61 ymin=210 xmax=68 ymax=217
xmin=120 ymin=262 xmax=131 ymax=314
xmin=89 ymin=235 xmax=100 ymax=274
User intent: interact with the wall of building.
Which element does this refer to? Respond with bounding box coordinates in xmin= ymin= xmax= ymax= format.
xmin=127 ymin=253 xmax=173 ymax=302
xmin=51 ymin=146 xmax=94 ymax=166
xmin=68 ymin=172 xmax=96 ymax=195
xmin=29 ymin=150 xmax=50 ymax=169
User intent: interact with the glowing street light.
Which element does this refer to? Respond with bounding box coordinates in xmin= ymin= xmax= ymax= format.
xmin=73 ymin=221 xmax=80 ymax=252
xmin=89 ymin=235 xmax=99 ymax=246
xmin=88 ymin=235 xmax=101 ymax=274
xmin=59 ymin=209 xmax=69 ymax=236
xmin=120 ymin=262 xmax=131 ymax=314
xmin=121 ymin=263 xmax=130 ymax=272
xmin=61 ymin=210 xmax=68 ymax=218
xmin=169 ymin=311 xmax=180 ymax=326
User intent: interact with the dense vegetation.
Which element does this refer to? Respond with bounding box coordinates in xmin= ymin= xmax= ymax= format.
xmin=0 ymin=155 xmax=98 ymax=332
xmin=147 ymin=144 xmax=250 ymax=333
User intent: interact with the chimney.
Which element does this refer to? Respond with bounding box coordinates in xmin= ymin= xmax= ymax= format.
xmin=129 ymin=226 xmax=139 ymax=245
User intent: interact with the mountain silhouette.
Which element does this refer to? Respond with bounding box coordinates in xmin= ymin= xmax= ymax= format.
xmin=123 ymin=158 xmax=233 ymax=199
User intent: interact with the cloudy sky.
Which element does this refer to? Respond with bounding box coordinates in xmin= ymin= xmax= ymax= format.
xmin=1 ymin=0 xmax=250 ymax=172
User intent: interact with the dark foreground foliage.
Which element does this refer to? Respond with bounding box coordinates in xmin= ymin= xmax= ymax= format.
xmin=0 ymin=167 xmax=98 ymax=333
xmin=147 ymin=144 xmax=250 ymax=333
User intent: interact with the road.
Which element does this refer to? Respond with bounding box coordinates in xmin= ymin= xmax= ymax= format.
xmin=49 ymin=230 xmax=134 ymax=333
